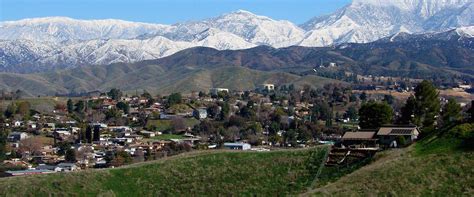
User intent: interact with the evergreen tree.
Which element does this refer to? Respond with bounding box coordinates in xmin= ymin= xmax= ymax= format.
xmin=413 ymin=80 xmax=440 ymax=131
xmin=441 ymin=98 xmax=461 ymax=127
xmin=74 ymin=100 xmax=85 ymax=113
xmin=399 ymin=96 xmax=416 ymax=125
xmin=85 ymin=126 xmax=93 ymax=143
xmin=107 ymin=88 xmax=122 ymax=101
xmin=67 ymin=99 xmax=74 ymax=113
xmin=116 ymin=102 xmax=130 ymax=114
xmin=359 ymin=101 xmax=393 ymax=129
xmin=4 ymin=103 xmax=17 ymax=118
xmin=345 ymin=106 xmax=358 ymax=121
xmin=0 ymin=116 xmax=8 ymax=161
xmin=167 ymin=93 xmax=182 ymax=106
xmin=65 ymin=148 xmax=76 ymax=162
xmin=360 ymin=92 xmax=368 ymax=101
xmin=93 ymin=126 xmax=101 ymax=142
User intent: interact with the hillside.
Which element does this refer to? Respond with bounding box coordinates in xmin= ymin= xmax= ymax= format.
xmin=0 ymin=59 xmax=341 ymax=96
xmin=306 ymin=137 xmax=474 ymax=196
xmin=1 ymin=30 xmax=473 ymax=96
xmin=0 ymin=148 xmax=330 ymax=196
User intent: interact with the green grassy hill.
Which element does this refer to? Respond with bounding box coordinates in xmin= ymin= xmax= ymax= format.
xmin=0 ymin=148 xmax=330 ymax=196
xmin=306 ymin=136 xmax=474 ymax=196
xmin=0 ymin=64 xmax=341 ymax=96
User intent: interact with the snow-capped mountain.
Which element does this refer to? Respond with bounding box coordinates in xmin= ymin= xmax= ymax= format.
xmin=0 ymin=17 xmax=173 ymax=43
xmin=0 ymin=0 xmax=473 ymax=73
xmin=300 ymin=0 xmax=473 ymax=46
xmin=169 ymin=10 xmax=304 ymax=47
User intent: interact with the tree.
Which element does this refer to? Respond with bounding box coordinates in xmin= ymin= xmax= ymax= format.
xmin=399 ymin=96 xmax=416 ymax=125
xmin=171 ymin=117 xmax=186 ymax=133
xmin=65 ymin=148 xmax=77 ymax=162
xmin=19 ymin=138 xmax=43 ymax=156
xmin=17 ymin=101 xmax=31 ymax=118
xmin=413 ymin=80 xmax=440 ymax=131
xmin=110 ymin=151 xmax=132 ymax=167
xmin=312 ymin=102 xmax=331 ymax=120
xmin=74 ymin=100 xmax=85 ymax=113
xmin=198 ymin=91 xmax=206 ymax=98
xmin=85 ymin=126 xmax=93 ymax=143
xmin=383 ymin=94 xmax=395 ymax=105
xmin=67 ymin=99 xmax=74 ymax=113
xmin=359 ymin=102 xmax=393 ymax=129
xmin=345 ymin=106 xmax=358 ymax=121
xmin=360 ymin=92 xmax=368 ymax=101
xmin=167 ymin=93 xmax=182 ymax=106
xmin=107 ymin=88 xmax=122 ymax=101
xmin=0 ymin=117 xmax=8 ymax=161
xmin=4 ymin=103 xmax=17 ymax=118
xmin=105 ymin=108 xmax=121 ymax=121
xmin=220 ymin=102 xmax=230 ymax=120
xmin=116 ymin=102 xmax=130 ymax=114
xmin=441 ymin=98 xmax=462 ymax=127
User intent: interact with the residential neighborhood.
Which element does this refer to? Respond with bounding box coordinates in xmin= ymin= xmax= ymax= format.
xmin=0 ymin=80 xmax=472 ymax=178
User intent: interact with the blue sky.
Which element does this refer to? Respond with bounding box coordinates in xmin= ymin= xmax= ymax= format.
xmin=0 ymin=0 xmax=351 ymax=24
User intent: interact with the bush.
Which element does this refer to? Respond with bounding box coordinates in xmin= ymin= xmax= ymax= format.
xmin=397 ymin=136 xmax=407 ymax=147
xmin=447 ymin=123 xmax=474 ymax=139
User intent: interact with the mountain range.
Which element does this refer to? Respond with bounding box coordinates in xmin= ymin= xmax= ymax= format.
xmin=1 ymin=0 xmax=473 ymax=73
xmin=0 ymin=29 xmax=472 ymax=96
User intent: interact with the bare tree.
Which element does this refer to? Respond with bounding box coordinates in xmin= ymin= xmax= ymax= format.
xmin=19 ymin=138 xmax=43 ymax=156
xmin=171 ymin=117 xmax=186 ymax=133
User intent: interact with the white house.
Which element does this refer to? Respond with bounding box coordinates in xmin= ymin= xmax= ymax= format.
xmin=7 ymin=132 xmax=29 ymax=142
xmin=210 ymin=88 xmax=229 ymax=96
xmin=223 ymin=142 xmax=251 ymax=150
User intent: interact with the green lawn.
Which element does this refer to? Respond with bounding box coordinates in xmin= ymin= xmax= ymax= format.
xmin=0 ymin=148 xmax=329 ymax=196
xmin=149 ymin=134 xmax=185 ymax=140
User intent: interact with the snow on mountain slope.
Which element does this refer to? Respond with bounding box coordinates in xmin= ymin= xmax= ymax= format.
xmin=191 ymin=28 xmax=256 ymax=50
xmin=169 ymin=10 xmax=304 ymax=47
xmin=0 ymin=37 xmax=194 ymax=71
xmin=456 ymin=26 xmax=474 ymax=37
xmin=0 ymin=17 xmax=173 ymax=43
xmin=299 ymin=0 xmax=473 ymax=46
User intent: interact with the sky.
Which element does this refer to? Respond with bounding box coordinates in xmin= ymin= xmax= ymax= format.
xmin=0 ymin=0 xmax=351 ymax=24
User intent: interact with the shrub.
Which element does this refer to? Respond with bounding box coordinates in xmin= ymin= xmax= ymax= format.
xmin=447 ymin=123 xmax=474 ymax=139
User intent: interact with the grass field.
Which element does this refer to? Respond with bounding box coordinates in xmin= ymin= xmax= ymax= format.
xmin=307 ymin=137 xmax=474 ymax=196
xmin=0 ymin=97 xmax=66 ymax=114
xmin=149 ymin=134 xmax=185 ymax=140
xmin=0 ymin=147 xmax=330 ymax=196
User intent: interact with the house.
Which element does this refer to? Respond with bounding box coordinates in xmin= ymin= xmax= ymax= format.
xmin=57 ymin=163 xmax=80 ymax=171
xmin=140 ymin=130 xmax=156 ymax=138
xmin=7 ymin=132 xmax=29 ymax=142
xmin=210 ymin=88 xmax=229 ymax=96
xmin=223 ymin=142 xmax=251 ymax=150
xmin=377 ymin=126 xmax=420 ymax=148
xmin=54 ymin=128 xmax=71 ymax=136
xmin=36 ymin=164 xmax=62 ymax=172
xmin=193 ymin=108 xmax=208 ymax=120
xmin=13 ymin=121 xmax=23 ymax=127
xmin=341 ymin=131 xmax=378 ymax=148
xmin=259 ymin=84 xmax=275 ymax=92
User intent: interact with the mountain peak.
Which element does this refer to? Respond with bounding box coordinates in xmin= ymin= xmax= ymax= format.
xmin=218 ymin=9 xmax=271 ymax=21
xmin=233 ymin=9 xmax=255 ymax=15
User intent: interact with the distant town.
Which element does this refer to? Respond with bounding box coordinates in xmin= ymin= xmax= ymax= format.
xmin=0 ymin=78 xmax=472 ymax=177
